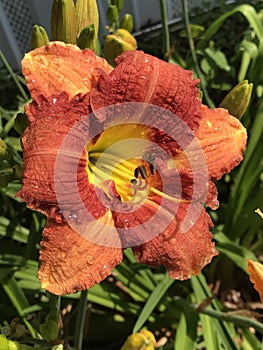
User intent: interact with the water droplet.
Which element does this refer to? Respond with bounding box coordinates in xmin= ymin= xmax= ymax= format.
xmin=52 ymin=98 xmax=57 ymax=104
xmin=86 ymin=255 xmax=94 ymax=265
xmin=103 ymin=264 xmax=107 ymax=269
xmin=124 ymin=219 xmax=129 ymax=228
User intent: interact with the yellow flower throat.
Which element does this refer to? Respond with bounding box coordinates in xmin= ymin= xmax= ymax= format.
xmin=86 ymin=123 xmax=187 ymax=205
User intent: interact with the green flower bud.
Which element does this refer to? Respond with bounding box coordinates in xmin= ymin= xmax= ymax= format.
xmin=51 ymin=0 xmax=77 ymax=44
xmin=14 ymin=113 xmax=28 ymax=135
xmin=107 ymin=5 xmax=119 ymax=25
xmin=120 ymin=14 xmax=133 ymax=33
xmin=30 ymin=25 xmax=49 ymax=50
xmin=77 ymin=24 xmax=96 ymax=50
xmin=75 ymin=0 xmax=99 ymax=41
xmin=0 ymin=138 xmax=9 ymax=160
xmin=103 ymin=29 xmax=137 ymax=66
xmin=0 ymin=334 xmax=33 ymax=349
xmin=111 ymin=0 xmax=124 ymax=12
xmin=219 ymin=80 xmax=253 ymax=119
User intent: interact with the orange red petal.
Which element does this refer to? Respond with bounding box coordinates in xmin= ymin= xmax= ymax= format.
xmin=197 ymin=105 xmax=247 ymax=180
xmin=39 ymin=219 xmax=122 ymax=295
xmin=132 ymin=203 xmax=218 ymax=279
xmin=91 ymin=50 xmax=201 ymax=131
xmin=17 ymin=93 xmax=91 ymax=219
xmin=247 ymin=260 xmax=263 ymax=302
xmin=22 ymin=41 xmax=112 ymax=100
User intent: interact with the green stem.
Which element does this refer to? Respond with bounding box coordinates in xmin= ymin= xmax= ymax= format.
xmin=198 ymin=308 xmax=263 ymax=335
xmin=74 ymin=290 xmax=88 ymax=350
xmin=181 ymin=0 xmax=215 ymax=108
xmin=0 ymin=111 xmax=18 ymax=138
xmin=0 ymin=50 xmax=28 ymax=101
xmin=49 ymin=293 xmax=61 ymax=319
xmin=159 ymin=0 xmax=170 ymax=59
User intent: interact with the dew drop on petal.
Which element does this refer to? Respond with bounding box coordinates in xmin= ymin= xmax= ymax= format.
xmin=86 ymin=255 xmax=94 ymax=265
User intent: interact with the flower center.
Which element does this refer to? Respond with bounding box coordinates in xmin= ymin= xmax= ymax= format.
xmin=86 ymin=124 xmax=189 ymax=205
xmin=86 ymin=124 xmax=153 ymax=203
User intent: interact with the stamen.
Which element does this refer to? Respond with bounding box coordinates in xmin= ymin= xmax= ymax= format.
xmin=139 ymin=166 xmax=147 ymax=179
xmin=150 ymin=163 xmax=155 ymax=175
xmin=131 ymin=179 xmax=137 ymax=185
xmin=149 ymin=186 xmax=191 ymax=204
xmin=134 ymin=165 xmax=147 ymax=179
xmin=134 ymin=167 xmax=139 ymax=179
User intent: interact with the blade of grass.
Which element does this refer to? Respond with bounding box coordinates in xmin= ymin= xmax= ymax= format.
xmin=0 ymin=50 xmax=28 ymax=100
xmin=159 ymin=0 xmax=170 ymax=58
xmin=174 ymin=309 xmax=198 ymax=350
xmin=132 ymin=273 xmax=174 ymax=333
xmin=181 ymin=0 xmax=214 ymax=108
xmin=191 ymin=276 xmax=219 ymax=350
xmin=74 ymin=290 xmax=88 ymax=350
xmin=214 ymin=232 xmax=258 ymax=271
xmin=2 ymin=274 xmax=38 ymax=338
xmin=192 ymin=275 xmax=242 ymax=350
xmin=198 ymin=4 xmax=263 ymax=46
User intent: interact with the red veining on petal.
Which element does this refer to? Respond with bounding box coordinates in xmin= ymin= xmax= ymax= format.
xmin=133 ymin=204 xmax=218 ymax=280
xmin=91 ymin=50 xmax=201 ymax=131
xmin=17 ymin=93 xmax=93 ymax=219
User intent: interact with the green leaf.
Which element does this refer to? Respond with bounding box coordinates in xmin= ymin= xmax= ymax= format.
xmin=0 ymin=217 xmax=29 ymax=243
xmin=198 ymin=4 xmax=263 ymax=46
xmin=174 ymin=309 xmax=198 ymax=350
xmin=132 ymin=273 xmax=174 ymax=333
xmin=204 ymin=47 xmax=231 ymax=71
xmin=214 ymin=232 xmax=258 ymax=270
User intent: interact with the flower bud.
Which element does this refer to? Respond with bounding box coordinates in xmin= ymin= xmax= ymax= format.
xmin=103 ymin=29 xmax=137 ymax=66
xmin=77 ymin=24 xmax=96 ymax=50
xmin=121 ymin=329 xmax=156 ymax=350
xmin=111 ymin=0 xmax=124 ymax=12
xmin=120 ymin=14 xmax=133 ymax=33
xmin=219 ymin=80 xmax=253 ymax=119
xmin=0 ymin=334 xmax=20 ymax=350
xmin=31 ymin=25 xmax=49 ymax=50
xmin=75 ymin=0 xmax=99 ymax=41
xmin=107 ymin=5 xmax=119 ymax=25
xmin=51 ymin=0 xmax=77 ymax=44
xmin=0 ymin=138 xmax=9 ymax=160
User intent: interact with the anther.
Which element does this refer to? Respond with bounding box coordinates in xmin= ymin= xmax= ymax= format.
xmin=134 ymin=167 xmax=139 ymax=179
xmin=150 ymin=163 xmax=155 ymax=175
xmin=134 ymin=165 xmax=147 ymax=180
xmin=139 ymin=165 xmax=147 ymax=179
xmin=130 ymin=179 xmax=137 ymax=185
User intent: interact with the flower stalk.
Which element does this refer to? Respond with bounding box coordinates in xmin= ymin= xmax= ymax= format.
xmin=74 ymin=290 xmax=88 ymax=350
xmin=159 ymin=0 xmax=170 ymax=59
xmin=181 ymin=0 xmax=214 ymax=108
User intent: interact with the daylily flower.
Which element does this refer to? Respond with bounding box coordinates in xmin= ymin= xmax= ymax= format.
xmin=247 ymin=260 xmax=263 ymax=302
xmin=18 ymin=42 xmax=247 ymax=295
